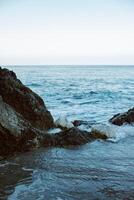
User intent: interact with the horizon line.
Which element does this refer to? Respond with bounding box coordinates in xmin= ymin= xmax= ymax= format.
xmin=1 ymin=64 xmax=134 ymax=67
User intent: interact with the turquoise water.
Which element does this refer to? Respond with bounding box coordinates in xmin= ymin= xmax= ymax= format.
xmin=0 ymin=65 xmax=134 ymax=199
xmin=6 ymin=65 xmax=134 ymax=122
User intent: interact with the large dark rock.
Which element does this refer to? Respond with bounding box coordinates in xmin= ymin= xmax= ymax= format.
xmin=0 ymin=67 xmax=54 ymax=130
xmin=0 ymin=67 xmax=54 ymax=156
xmin=109 ymin=107 xmax=134 ymax=126
xmin=0 ymin=95 xmax=44 ymax=156
xmin=0 ymin=67 xmax=108 ymax=157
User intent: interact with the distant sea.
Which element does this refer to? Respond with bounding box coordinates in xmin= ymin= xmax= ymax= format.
xmin=1 ymin=65 xmax=134 ymax=200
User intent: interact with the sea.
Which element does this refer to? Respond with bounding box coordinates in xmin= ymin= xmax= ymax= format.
xmin=0 ymin=65 xmax=134 ymax=200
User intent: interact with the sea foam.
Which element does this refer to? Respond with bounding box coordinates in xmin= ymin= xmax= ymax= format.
xmin=92 ymin=123 xmax=134 ymax=142
xmin=55 ymin=115 xmax=74 ymax=129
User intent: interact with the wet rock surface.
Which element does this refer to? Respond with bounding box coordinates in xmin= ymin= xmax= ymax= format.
xmin=72 ymin=120 xmax=96 ymax=128
xmin=43 ymin=127 xmax=107 ymax=147
xmin=109 ymin=107 xmax=134 ymax=126
xmin=0 ymin=67 xmax=54 ymax=131
xmin=0 ymin=67 xmax=54 ymax=156
xmin=44 ymin=127 xmax=92 ymax=146
xmin=0 ymin=67 xmax=114 ymax=157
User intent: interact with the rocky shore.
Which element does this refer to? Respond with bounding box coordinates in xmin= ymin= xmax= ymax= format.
xmin=0 ymin=67 xmax=133 ymax=158
xmin=0 ymin=67 xmax=54 ymax=157
xmin=109 ymin=108 xmax=134 ymax=126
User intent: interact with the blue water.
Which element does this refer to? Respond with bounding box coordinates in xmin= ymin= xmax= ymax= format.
xmin=0 ymin=65 xmax=134 ymax=199
xmin=6 ymin=65 xmax=134 ymax=122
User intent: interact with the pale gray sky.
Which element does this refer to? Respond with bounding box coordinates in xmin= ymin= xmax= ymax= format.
xmin=0 ymin=0 xmax=134 ymax=65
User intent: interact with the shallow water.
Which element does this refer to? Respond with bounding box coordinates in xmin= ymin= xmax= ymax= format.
xmin=1 ymin=65 xmax=134 ymax=199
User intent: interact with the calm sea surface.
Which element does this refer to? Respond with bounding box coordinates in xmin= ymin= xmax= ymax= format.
xmin=0 ymin=65 xmax=134 ymax=200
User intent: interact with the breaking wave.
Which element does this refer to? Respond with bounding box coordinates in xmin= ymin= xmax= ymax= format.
xmin=92 ymin=123 xmax=134 ymax=142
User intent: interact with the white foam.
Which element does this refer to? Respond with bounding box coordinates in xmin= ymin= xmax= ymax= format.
xmin=0 ymin=162 xmax=19 ymax=167
xmin=0 ymin=162 xmax=9 ymax=167
xmin=55 ymin=115 xmax=74 ymax=129
xmin=92 ymin=123 xmax=134 ymax=142
xmin=48 ymin=128 xmax=61 ymax=134
xmin=22 ymin=167 xmax=33 ymax=172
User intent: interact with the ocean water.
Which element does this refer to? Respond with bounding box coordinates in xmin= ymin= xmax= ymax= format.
xmin=1 ymin=65 xmax=134 ymax=199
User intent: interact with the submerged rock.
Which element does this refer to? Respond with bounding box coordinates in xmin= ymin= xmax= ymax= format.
xmin=73 ymin=120 xmax=88 ymax=127
xmin=0 ymin=67 xmax=54 ymax=156
xmin=72 ymin=120 xmax=96 ymax=129
xmin=109 ymin=107 xmax=134 ymax=126
xmin=72 ymin=120 xmax=96 ymax=127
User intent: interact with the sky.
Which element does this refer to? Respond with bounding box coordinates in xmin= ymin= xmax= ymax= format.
xmin=0 ymin=0 xmax=134 ymax=65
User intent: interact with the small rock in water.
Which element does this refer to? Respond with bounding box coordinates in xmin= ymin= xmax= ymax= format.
xmin=109 ymin=107 xmax=134 ymax=126
xmin=72 ymin=120 xmax=95 ymax=128
xmin=72 ymin=120 xmax=99 ymax=133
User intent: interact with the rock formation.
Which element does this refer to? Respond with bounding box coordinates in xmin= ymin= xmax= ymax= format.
xmin=43 ymin=127 xmax=107 ymax=147
xmin=0 ymin=67 xmax=109 ymax=158
xmin=0 ymin=67 xmax=54 ymax=157
xmin=109 ymin=107 xmax=134 ymax=126
xmin=0 ymin=67 xmax=54 ymax=130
